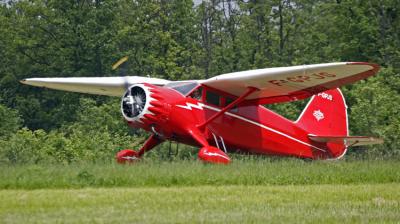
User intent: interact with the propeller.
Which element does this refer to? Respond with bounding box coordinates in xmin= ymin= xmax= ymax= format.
xmin=112 ymin=56 xmax=129 ymax=71
xmin=114 ymin=56 xmax=146 ymax=118
xmin=112 ymin=56 xmax=131 ymax=91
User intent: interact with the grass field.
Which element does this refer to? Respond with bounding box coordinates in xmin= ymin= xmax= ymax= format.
xmin=1 ymin=184 xmax=399 ymax=223
xmin=1 ymin=159 xmax=399 ymax=189
xmin=0 ymin=159 xmax=399 ymax=223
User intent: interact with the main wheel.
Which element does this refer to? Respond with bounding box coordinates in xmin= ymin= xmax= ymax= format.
xmin=198 ymin=146 xmax=231 ymax=164
xmin=116 ymin=149 xmax=139 ymax=164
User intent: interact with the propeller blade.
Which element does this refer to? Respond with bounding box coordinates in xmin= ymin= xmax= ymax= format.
xmin=112 ymin=56 xmax=131 ymax=91
xmin=112 ymin=56 xmax=129 ymax=70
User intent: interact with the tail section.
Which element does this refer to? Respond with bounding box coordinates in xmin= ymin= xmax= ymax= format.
xmin=296 ymin=88 xmax=348 ymax=136
xmin=296 ymin=88 xmax=348 ymax=158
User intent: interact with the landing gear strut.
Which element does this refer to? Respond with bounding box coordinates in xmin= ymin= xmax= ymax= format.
xmin=117 ymin=128 xmax=231 ymax=164
xmin=116 ymin=134 xmax=163 ymax=164
xmin=188 ymin=128 xmax=231 ymax=164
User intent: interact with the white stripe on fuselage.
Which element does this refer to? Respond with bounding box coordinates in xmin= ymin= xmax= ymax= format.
xmin=176 ymin=102 xmax=205 ymax=110
xmin=176 ymin=102 xmax=326 ymax=152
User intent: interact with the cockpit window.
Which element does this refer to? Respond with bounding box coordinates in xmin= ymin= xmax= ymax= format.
xmin=225 ymin=97 xmax=238 ymax=112
xmin=165 ymin=82 xmax=199 ymax=96
xmin=206 ymin=90 xmax=220 ymax=106
xmin=189 ymin=87 xmax=202 ymax=100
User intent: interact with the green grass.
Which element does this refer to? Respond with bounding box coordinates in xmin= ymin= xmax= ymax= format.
xmin=0 ymin=159 xmax=399 ymax=189
xmin=1 ymin=184 xmax=399 ymax=223
xmin=1 ymin=159 xmax=399 ymax=223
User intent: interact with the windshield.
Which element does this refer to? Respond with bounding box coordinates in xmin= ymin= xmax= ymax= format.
xmin=165 ymin=81 xmax=199 ymax=96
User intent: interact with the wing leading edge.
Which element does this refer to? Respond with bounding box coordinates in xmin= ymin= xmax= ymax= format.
xmin=202 ymin=62 xmax=379 ymax=104
xmin=20 ymin=76 xmax=170 ymax=97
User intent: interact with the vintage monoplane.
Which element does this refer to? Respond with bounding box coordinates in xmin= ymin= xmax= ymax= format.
xmin=21 ymin=62 xmax=383 ymax=164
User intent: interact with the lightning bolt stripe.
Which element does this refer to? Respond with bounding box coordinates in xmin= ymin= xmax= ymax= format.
xmin=176 ymin=102 xmax=204 ymax=110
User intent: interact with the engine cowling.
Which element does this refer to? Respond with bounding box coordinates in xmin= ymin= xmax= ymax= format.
xmin=121 ymin=83 xmax=176 ymax=137
xmin=121 ymin=84 xmax=152 ymax=123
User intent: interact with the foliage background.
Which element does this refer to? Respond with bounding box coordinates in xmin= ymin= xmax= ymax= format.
xmin=0 ymin=0 xmax=399 ymax=164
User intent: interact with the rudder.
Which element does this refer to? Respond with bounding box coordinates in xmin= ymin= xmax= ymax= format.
xmin=296 ymin=88 xmax=348 ymax=158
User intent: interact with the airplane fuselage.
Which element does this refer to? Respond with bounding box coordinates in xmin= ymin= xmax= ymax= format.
xmin=125 ymin=83 xmax=329 ymax=160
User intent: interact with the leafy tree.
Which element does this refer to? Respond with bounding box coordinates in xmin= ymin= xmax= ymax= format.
xmin=61 ymin=98 xmax=131 ymax=135
xmin=116 ymin=0 xmax=202 ymax=80
xmin=0 ymin=104 xmax=22 ymax=139
xmin=1 ymin=0 xmax=120 ymax=130
xmin=348 ymin=67 xmax=400 ymax=155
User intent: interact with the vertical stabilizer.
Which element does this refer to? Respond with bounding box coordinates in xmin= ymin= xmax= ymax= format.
xmin=296 ymin=88 xmax=348 ymax=158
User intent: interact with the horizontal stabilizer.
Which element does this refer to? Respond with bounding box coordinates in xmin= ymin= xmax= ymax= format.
xmin=309 ymin=135 xmax=383 ymax=147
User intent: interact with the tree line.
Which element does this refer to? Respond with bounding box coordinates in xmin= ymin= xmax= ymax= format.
xmin=0 ymin=0 xmax=399 ymax=164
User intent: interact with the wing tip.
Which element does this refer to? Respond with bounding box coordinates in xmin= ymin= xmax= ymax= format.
xmin=20 ymin=79 xmax=28 ymax=84
xmin=20 ymin=78 xmax=38 ymax=86
xmin=347 ymin=62 xmax=380 ymax=71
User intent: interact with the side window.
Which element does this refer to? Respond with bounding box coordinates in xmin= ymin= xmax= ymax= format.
xmin=225 ymin=97 xmax=238 ymax=112
xmin=206 ymin=90 xmax=220 ymax=106
xmin=189 ymin=87 xmax=203 ymax=100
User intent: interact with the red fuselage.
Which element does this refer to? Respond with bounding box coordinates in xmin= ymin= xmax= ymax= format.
xmin=125 ymin=83 xmax=328 ymax=160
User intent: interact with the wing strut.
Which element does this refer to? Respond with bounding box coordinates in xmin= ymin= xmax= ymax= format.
xmin=197 ymin=87 xmax=258 ymax=130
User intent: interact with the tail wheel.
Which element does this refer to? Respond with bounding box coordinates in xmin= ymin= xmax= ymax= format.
xmin=116 ymin=149 xmax=139 ymax=164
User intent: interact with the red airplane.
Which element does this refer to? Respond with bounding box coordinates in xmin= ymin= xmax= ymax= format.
xmin=21 ymin=62 xmax=383 ymax=164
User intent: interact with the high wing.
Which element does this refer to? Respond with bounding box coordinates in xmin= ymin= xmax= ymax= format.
xmin=309 ymin=135 xmax=384 ymax=147
xmin=202 ymin=62 xmax=379 ymax=104
xmin=21 ymin=62 xmax=379 ymax=101
xmin=20 ymin=76 xmax=170 ymax=97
